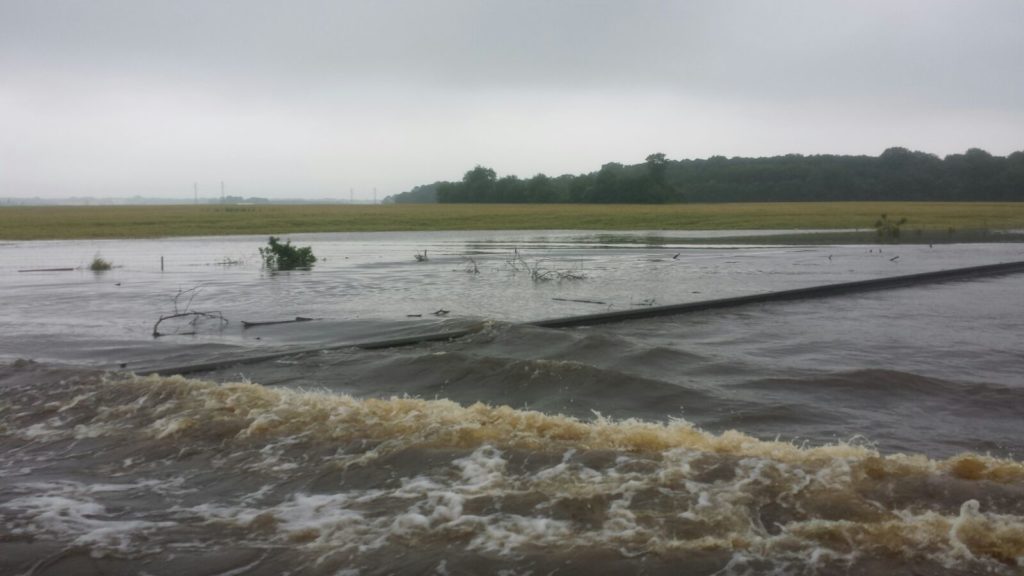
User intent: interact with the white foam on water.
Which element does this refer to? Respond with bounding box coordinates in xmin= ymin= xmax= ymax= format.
xmin=453 ymin=445 xmax=507 ymax=490
xmin=3 ymin=370 xmax=1024 ymax=572
xmin=2 ymin=491 xmax=175 ymax=555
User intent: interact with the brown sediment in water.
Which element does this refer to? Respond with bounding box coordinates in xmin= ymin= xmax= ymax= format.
xmin=1 ymin=362 xmax=1023 ymax=575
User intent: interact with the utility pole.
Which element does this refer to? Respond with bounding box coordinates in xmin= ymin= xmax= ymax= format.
xmin=194 ymin=182 xmax=198 ymax=205
xmin=373 ymin=187 xmax=377 ymax=205
xmin=220 ymin=181 xmax=225 ymax=203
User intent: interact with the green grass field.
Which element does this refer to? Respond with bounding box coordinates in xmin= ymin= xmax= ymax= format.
xmin=1 ymin=202 xmax=1023 ymax=240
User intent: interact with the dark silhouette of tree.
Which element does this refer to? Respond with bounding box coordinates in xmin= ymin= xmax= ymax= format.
xmin=525 ymin=174 xmax=554 ymax=203
xmin=463 ymin=165 xmax=497 ymax=202
xmin=646 ymin=153 xmax=668 ymax=184
xmin=495 ymin=175 xmax=525 ymax=203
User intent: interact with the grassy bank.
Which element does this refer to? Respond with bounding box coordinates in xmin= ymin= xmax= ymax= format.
xmin=2 ymin=202 xmax=1023 ymax=240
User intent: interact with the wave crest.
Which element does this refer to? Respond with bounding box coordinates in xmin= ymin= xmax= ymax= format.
xmin=2 ymin=364 xmax=1023 ymax=574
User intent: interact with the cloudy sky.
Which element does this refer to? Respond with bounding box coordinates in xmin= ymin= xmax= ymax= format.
xmin=2 ymin=0 xmax=1022 ymax=200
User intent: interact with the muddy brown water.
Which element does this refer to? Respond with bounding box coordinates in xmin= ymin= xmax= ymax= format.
xmin=1 ymin=232 xmax=1022 ymax=574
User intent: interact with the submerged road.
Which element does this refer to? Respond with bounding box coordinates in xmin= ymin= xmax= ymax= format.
xmin=141 ymin=259 xmax=1024 ymax=376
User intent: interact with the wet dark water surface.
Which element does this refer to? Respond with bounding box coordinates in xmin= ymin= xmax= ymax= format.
xmin=1 ymin=232 xmax=1023 ymax=574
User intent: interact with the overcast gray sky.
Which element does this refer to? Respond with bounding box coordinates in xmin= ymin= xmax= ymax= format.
xmin=2 ymin=0 xmax=1022 ymax=200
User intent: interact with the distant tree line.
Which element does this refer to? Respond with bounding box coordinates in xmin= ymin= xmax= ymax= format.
xmin=211 ymin=195 xmax=270 ymax=204
xmin=384 ymin=148 xmax=1024 ymax=203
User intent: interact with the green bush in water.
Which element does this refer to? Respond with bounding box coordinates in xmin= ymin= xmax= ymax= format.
xmin=90 ymin=254 xmax=113 ymax=271
xmin=874 ymin=214 xmax=907 ymax=242
xmin=259 ymin=236 xmax=316 ymax=270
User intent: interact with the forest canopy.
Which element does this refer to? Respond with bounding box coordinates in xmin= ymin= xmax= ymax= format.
xmin=385 ymin=148 xmax=1024 ymax=204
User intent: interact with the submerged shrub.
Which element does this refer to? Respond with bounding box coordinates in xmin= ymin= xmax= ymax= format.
xmin=874 ymin=214 xmax=908 ymax=242
xmin=89 ymin=254 xmax=113 ymax=271
xmin=259 ymin=236 xmax=316 ymax=270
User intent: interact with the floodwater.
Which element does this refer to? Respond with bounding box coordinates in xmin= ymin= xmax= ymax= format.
xmin=1 ymin=231 xmax=1023 ymax=574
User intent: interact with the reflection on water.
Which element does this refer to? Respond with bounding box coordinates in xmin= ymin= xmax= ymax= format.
xmin=1 ymin=231 xmax=1023 ymax=574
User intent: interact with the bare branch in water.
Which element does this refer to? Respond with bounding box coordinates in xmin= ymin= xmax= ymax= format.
xmin=152 ymin=311 xmax=228 ymax=338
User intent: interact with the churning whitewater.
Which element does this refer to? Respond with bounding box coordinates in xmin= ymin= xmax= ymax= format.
xmin=2 ymin=362 xmax=1023 ymax=575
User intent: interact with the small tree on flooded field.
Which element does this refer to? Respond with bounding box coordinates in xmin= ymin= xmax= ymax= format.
xmin=259 ymin=236 xmax=316 ymax=270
